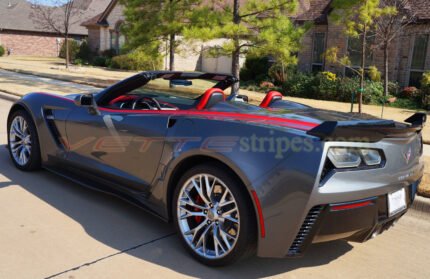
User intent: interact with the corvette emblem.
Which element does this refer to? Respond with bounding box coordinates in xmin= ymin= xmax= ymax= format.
xmin=403 ymin=147 xmax=412 ymax=164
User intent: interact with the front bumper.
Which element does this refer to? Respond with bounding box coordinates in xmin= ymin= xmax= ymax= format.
xmin=286 ymin=180 xmax=420 ymax=257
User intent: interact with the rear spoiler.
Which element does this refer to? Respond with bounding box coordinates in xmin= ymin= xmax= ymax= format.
xmin=307 ymin=113 xmax=426 ymax=142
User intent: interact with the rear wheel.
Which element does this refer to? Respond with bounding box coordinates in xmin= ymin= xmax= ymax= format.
xmin=7 ymin=110 xmax=41 ymax=171
xmin=173 ymin=164 xmax=256 ymax=266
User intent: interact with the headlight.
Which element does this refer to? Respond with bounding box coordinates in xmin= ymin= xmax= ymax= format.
xmin=327 ymin=148 xmax=361 ymax=168
xmin=327 ymin=147 xmax=383 ymax=169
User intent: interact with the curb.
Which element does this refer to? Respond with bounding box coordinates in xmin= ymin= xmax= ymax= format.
xmin=0 ymin=67 xmax=107 ymax=89
xmin=0 ymin=90 xmax=21 ymax=102
xmin=411 ymin=195 xmax=430 ymax=214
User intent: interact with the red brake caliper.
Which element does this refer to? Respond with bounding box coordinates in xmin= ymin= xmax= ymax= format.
xmin=194 ymin=195 xmax=204 ymax=223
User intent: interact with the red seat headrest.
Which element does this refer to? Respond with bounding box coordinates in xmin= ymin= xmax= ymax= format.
xmin=196 ymin=88 xmax=225 ymax=110
xmin=260 ymin=91 xmax=283 ymax=108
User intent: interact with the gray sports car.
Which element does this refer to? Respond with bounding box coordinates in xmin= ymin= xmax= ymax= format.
xmin=6 ymin=71 xmax=425 ymax=266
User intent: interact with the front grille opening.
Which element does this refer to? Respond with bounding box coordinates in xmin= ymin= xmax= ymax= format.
xmin=288 ymin=206 xmax=323 ymax=256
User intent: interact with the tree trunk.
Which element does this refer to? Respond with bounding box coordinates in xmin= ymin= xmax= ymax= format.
xmin=169 ymin=33 xmax=175 ymax=71
xmin=65 ymin=34 xmax=69 ymax=69
xmin=383 ymin=43 xmax=389 ymax=97
xmin=231 ymin=0 xmax=240 ymax=94
xmin=359 ymin=25 xmax=367 ymax=114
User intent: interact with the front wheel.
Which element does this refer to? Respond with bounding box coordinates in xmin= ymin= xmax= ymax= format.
xmin=7 ymin=110 xmax=41 ymax=171
xmin=173 ymin=164 xmax=256 ymax=266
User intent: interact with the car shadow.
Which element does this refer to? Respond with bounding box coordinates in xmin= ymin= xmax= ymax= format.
xmin=0 ymin=144 xmax=352 ymax=277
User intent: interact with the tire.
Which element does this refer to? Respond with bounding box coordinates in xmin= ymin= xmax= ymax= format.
xmin=7 ymin=109 xmax=41 ymax=171
xmin=172 ymin=163 xmax=257 ymax=266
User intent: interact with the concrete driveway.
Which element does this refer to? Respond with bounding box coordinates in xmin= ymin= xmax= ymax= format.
xmin=0 ymin=97 xmax=429 ymax=279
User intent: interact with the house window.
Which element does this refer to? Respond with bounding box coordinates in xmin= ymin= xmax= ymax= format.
xmin=110 ymin=21 xmax=125 ymax=54
xmin=345 ymin=36 xmax=374 ymax=77
xmin=409 ymin=34 xmax=429 ymax=87
xmin=312 ymin=33 xmax=326 ymax=73
xmin=110 ymin=30 xmax=118 ymax=51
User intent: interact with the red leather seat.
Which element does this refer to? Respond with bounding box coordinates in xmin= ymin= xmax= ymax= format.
xmin=196 ymin=88 xmax=225 ymax=110
xmin=260 ymin=91 xmax=283 ymax=108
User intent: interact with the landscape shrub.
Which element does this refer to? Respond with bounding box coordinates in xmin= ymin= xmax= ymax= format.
xmin=240 ymin=55 xmax=271 ymax=82
xmin=420 ymin=72 xmax=430 ymax=109
xmin=0 ymin=45 xmax=5 ymax=57
xmin=59 ymin=39 xmax=80 ymax=61
xmin=109 ymin=50 xmax=162 ymax=71
xmin=400 ymin=86 xmax=419 ymax=99
xmin=368 ymin=66 xmax=382 ymax=82
xmin=281 ymin=72 xmax=384 ymax=105
xmin=77 ymin=40 xmax=92 ymax=63
xmin=268 ymin=63 xmax=297 ymax=85
xmin=101 ymin=49 xmax=117 ymax=58
xmin=92 ymin=56 xmax=108 ymax=67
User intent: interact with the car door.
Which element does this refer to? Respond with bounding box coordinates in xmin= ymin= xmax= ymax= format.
xmin=65 ymin=106 xmax=171 ymax=192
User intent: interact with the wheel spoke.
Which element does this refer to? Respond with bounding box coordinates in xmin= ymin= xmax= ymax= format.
xmin=181 ymin=190 xmax=207 ymax=210
xmin=219 ymin=227 xmax=235 ymax=247
xmin=221 ymin=215 xmax=239 ymax=224
xmin=191 ymin=177 xmax=211 ymax=205
xmin=180 ymin=206 xmax=206 ymax=220
xmin=219 ymin=189 xmax=229 ymax=205
xmin=218 ymin=200 xmax=235 ymax=208
xmin=196 ymin=223 xmax=212 ymax=255
xmin=203 ymin=175 xmax=214 ymax=201
xmin=222 ymin=208 xmax=238 ymax=217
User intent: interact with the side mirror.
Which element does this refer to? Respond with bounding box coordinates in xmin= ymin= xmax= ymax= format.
xmin=74 ymin=94 xmax=94 ymax=107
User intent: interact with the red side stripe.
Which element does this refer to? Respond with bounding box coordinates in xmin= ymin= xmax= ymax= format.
xmin=33 ymin=93 xmax=318 ymax=131
xmin=98 ymin=107 xmax=318 ymax=131
xmin=251 ymin=190 xmax=266 ymax=238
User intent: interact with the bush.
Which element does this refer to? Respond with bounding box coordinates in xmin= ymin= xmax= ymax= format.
xmin=240 ymin=55 xmax=271 ymax=82
xmin=74 ymin=58 xmax=84 ymax=66
xmin=92 ymin=56 xmax=108 ymax=67
xmin=59 ymin=39 xmax=80 ymax=61
xmin=268 ymin=63 xmax=297 ymax=85
xmin=0 ymin=45 xmax=5 ymax=57
xmin=281 ymin=72 xmax=384 ymax=105
xmin=420 ymin=72 xmax=430 ymax=109
xmin=368 ymin=66 xmax=382 ymax=82
xmin=77 ymin=40 xmax=92 ymax=62
xmin=109 ymin=50 xmax=162 ymax=71
xmin=400 ymin=87 xmax=419 ymax=98
xmin=101 ymin=49 xmax=117 ymax=58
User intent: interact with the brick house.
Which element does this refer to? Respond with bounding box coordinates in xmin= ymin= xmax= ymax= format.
xmin=297 ymin=0 xmax=430 ymax=87
xmin=82 ymin=0 xmax=318 ymax=73
xmin=81 ymin=0 xmax=247 ymax=73
xmin=0 ymin=0 xmax=110 ymax=56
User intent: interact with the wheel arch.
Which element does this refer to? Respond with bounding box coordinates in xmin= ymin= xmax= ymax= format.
xmin=7 ymin=103 xmax=30 ymax=124
xmin=165 ymin=155 xmax=259 ymax=229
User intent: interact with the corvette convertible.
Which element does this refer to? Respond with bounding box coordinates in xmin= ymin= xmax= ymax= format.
xmin=7 ymin=71 xmax=425 ymax=266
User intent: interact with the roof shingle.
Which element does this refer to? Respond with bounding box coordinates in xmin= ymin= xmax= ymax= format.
xmin=0 ymin=0 xmax=111 ymax=35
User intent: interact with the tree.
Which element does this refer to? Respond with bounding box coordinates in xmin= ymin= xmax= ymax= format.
xmin=121 ymin=0 xmax=201 ymax=71
xmin=184 ymin=0 xmax=304 ymax=92
xmin=31 ymin=0 xmax=85 ymax=68
xmin=331 ymin=0 xmax=394 ymax=113
xmin=373 ymin=0 xmax=418 ymax=96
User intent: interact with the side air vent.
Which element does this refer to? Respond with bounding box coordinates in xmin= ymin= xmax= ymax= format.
xmin=44 ymin=109 xmax=64 ymax=149
xmin=288 ymin=206 xmax=323 ymax=256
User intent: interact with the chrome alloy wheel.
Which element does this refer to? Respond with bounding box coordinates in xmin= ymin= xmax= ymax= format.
xmin=177 ymin=174 xmax=240 ymax=259
xmin=9 ymin=116 xmax=32 ymax=166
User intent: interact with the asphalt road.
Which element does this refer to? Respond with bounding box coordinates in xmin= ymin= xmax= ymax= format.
xmin=0 ymin=97 xmax=429 ymax=279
